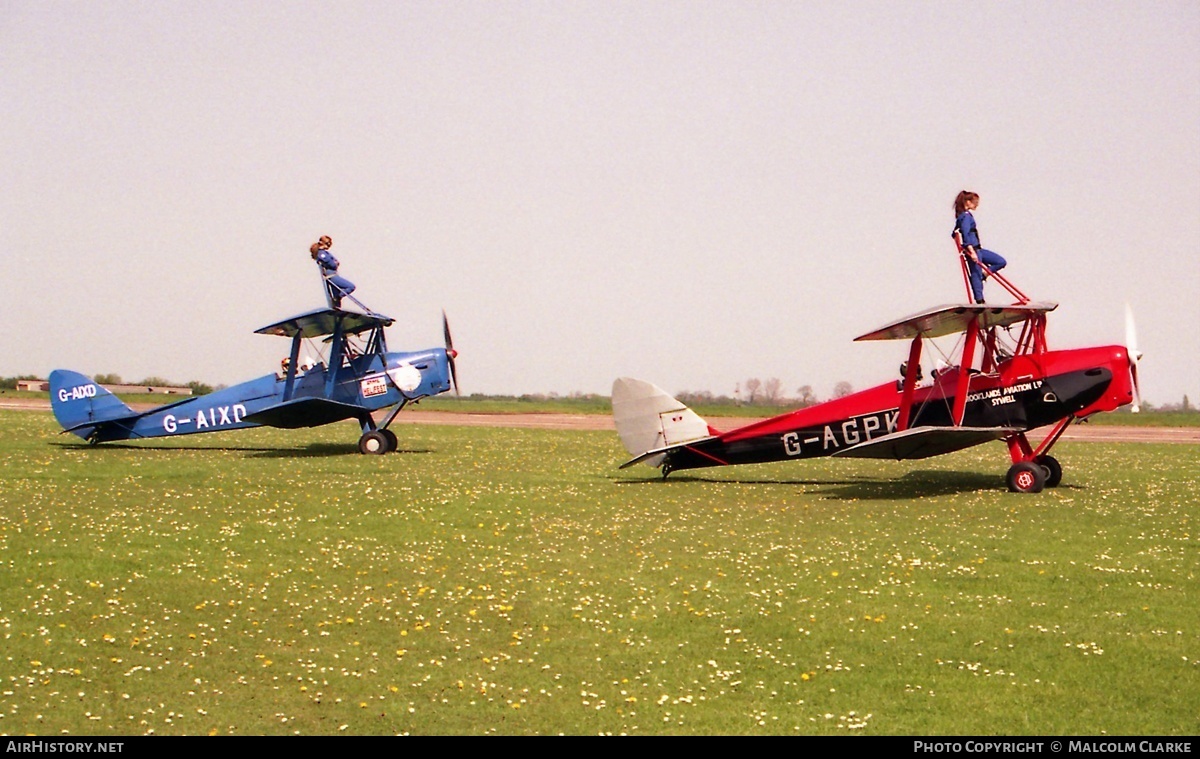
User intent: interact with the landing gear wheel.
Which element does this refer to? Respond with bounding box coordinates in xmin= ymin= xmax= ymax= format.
xmin=1035 ymin=455 xmax=1062 ymax=488
xmin=381 ymin=429 xmax=399 ymax=452
xmin=358 ymin=430 xmax=390 ymax=455
xmin=1006 ymin=461 xmax=1046 ymax=493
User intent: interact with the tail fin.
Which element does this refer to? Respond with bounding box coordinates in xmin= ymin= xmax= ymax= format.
xmin=611 ymin=377 xmax=715 ymax=467
xmin=48 ymin=370 xmax=136 ymax=439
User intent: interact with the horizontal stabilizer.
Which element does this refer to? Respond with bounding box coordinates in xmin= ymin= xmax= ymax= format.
xmin=833 ymin=426 xmax=1018 ymax=460
xmin=612 ymin=377 xmax=714 ymax=467
xmin=242 ymin=397 xmax=365 ymax=429
xmin=618 ymin=437 xmax=719 ymax=470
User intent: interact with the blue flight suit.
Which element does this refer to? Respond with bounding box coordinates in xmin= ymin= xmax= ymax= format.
xmin=954 ymin=211 xmax=1006 ymax=303
xmin=315 ymin=249 xmax=355 ymax=307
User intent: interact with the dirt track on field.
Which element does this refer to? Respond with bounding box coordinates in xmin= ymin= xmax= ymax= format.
xmin=4 ymin=397 xmax=1198 ymax=444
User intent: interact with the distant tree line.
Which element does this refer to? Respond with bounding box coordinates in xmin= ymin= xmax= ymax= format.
xmin=1127 ymin=395 xmax=1194 ymax=413
xmin=675 ymin=378 xmax=856 ymax=408
xmin=93 ymin=374 xmax=217 ymax=395
xmin=3 ymin=375 xmax=1195 ymax=412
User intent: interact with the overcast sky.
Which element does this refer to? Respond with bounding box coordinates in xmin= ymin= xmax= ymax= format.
xmin=3 ymin=1 xmax=1197 ymax=405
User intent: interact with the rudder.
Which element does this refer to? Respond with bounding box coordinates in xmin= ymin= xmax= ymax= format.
xmin=611 ymin=377 xmax=714 ymax=466
xmin=48 ymin=370 xmax=135 ymax=439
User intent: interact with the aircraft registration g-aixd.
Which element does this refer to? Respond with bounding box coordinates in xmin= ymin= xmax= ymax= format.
xmin=612 ymin=253 xmax=1142 ymax=493
xmin=50 ymin=260 xmax=460 ymax=455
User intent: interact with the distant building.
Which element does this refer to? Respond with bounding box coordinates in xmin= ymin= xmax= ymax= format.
xmin=16 ymin=380 xmax=49 ymax=392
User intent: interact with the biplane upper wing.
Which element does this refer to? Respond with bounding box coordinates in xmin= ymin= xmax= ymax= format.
xmin=255 ymin=308 xmax=395 ymax=339
xmin=832 ymin=426 xmax=1019 ymax=460
xmin=854 ymin=302 xmax=1058 ymax=342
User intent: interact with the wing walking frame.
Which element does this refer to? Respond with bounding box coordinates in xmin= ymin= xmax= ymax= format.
xmin=953 ymin=231 xmax=1029 ymax=305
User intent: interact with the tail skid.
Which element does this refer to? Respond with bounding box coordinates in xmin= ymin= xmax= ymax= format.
xmin=611 ymin=377 xmax=716 ymax=468
xmin=49 ymin=370 xmax=138 ymax=440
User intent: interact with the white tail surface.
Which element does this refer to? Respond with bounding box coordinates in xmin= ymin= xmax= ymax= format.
xmin=612 ymin=377 xmax=712 ymax=465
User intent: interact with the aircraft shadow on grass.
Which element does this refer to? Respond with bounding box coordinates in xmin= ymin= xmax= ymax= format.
xmin=614 ymin=469 xmax=1085 ymax=500
xmin=51 ymin=441 xmax=434 ymax=459
xmin=249 ymin=444 xmax=434 ymax=459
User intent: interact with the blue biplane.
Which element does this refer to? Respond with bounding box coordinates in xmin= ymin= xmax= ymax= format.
xmin=49 ymin=306 xmax=459 ymax=455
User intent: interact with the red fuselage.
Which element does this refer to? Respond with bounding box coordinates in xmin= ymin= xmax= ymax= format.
xmin=662 ymin=345 xmax=1135 ymax=472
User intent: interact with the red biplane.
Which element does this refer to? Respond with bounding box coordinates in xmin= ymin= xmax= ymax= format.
xmin=613 ymin=254 xmax=1141 ymax=493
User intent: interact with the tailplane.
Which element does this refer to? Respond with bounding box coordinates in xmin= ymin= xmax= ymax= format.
xmin=49 ymin=370 xmax=136 ymax=440
xmin=611 ymin=377 xmax=715 ymax=468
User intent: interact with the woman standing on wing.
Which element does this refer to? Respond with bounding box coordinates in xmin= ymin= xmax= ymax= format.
xmin=311 ymin=235 xmax=356 ymax=309
xmin=953 ymin=191 xmax=1007 ymax=304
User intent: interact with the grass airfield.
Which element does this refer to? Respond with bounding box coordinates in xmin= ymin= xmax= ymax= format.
xmin=0 ymin=408 xmax=1196 ymax=735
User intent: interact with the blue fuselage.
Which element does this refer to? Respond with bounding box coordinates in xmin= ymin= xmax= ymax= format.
xmin=56 ymin=348 xmax=452 ymax=444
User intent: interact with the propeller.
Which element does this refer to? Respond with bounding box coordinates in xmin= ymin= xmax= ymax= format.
xmin=1125 ymin=303 xmax=1142 ymax=413
xmin=442 ymin=309 xmax=460 ymax=395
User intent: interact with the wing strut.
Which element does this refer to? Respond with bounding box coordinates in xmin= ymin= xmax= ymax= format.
xmin=324 ymin=318 xmax=346 ymax=397
xmin=896 ymin=335 xmax=923 ymax=432
xmin=952 ymin=317 xmax=980 ymax=426
xmin=283 ymin=331 xmax=302 ymax=401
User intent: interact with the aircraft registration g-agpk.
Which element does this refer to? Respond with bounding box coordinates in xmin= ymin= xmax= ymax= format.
xmin=612 ymin=256 xmax=1142 ymax=493
xmin=50 ymin=260 xmax=459 ymax=455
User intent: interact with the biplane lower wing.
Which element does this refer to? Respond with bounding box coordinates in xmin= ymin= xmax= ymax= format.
xmin=832 ymin=426 xmax=1019 ymax=460
xmin=242 ymin=397 xmax=367 ymax=429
